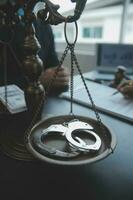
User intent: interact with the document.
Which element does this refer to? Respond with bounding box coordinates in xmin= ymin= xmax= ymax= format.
xmin=60 ymin=78 xmax=133 ymax=123
xmin=0 ymin=84 xmax=27 ymax=114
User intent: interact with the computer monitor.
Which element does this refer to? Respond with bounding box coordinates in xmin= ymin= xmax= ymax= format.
xmin=96 ymin=43 xmax=133 ymax=74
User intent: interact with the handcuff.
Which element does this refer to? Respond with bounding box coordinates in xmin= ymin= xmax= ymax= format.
xmin=32 ymin=124 xmax=81 ymax=158
xmin=31 ymin=120 xmax=102 ymax=158
xmin=65 ymin=121 xmax=101 ymax=152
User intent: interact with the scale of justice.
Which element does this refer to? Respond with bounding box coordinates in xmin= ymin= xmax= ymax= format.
xmin=0 ymin=0 xmax=117 ymax=165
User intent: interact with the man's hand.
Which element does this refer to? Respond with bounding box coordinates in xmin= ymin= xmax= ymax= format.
xmin=117 ymin=80 xmax=133 ymax=98
xmin=39 ymin=66 xmax=70 ymax=92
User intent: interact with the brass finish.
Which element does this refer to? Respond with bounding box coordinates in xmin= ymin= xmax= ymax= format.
xmin=22 ymin=9 xmax=45 ymax=122
xmin=24 ymin=83 xmax=44 ymax=119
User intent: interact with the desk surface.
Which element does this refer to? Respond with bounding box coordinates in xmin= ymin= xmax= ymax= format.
xmin=84 ymin=70 xmax=133 ymax=81
xmin=0 ymin=96 xmax=133 ymax=200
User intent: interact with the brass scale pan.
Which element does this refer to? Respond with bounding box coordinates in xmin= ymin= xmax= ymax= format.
xmin=0 ymin=114 xmax=117 ymax=164
xmin=26 ymin=115 xmax=117 ymax=165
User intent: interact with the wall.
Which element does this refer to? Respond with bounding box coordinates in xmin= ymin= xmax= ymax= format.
xmin=53 ymin=5 xmax=133 ymax=44
xmin=55 ymin=42 xmax=97 ymax=74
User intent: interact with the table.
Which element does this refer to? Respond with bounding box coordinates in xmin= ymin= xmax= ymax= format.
xmin=0 ymin=96 xmax=133 ymax=200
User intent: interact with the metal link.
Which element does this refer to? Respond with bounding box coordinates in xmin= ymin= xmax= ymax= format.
xmin=69 ymin=44 xmax=75 ymax=115
xmin=45 ymin=45 xmax=70 ymax=96
xmin=24 ymin=44 xmax=72 ymax=144
xmin=71 ymin=47 xmax=111 ymax=149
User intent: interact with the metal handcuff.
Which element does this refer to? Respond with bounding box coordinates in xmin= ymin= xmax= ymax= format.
xmin=31 ymin=120 xmax=102 ymax=158
xmin=32 ymin=124 xmax=80 ymax=158
xmin=65 ymin=121 xmax=101 ymax=152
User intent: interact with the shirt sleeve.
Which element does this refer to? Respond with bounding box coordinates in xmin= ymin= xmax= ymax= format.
xmin=34 ymin=20 xmax=59 ymax=69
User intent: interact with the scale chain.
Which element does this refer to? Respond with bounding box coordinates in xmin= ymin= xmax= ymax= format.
xmin=45 ymin=45 xmax=70 ymax=97
xmin=24 ymin=44 xmax=70 ymax=142
xmin=69 ymin=44 xmax=75 ymax=115
xmin=69 ymin=44 xmax=111 ymax=150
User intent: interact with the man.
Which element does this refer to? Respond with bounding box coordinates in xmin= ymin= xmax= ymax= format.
xmin=34 ymin=19 xmax=69 ymax=93
xmin=0 ymin=1 xmax=69 ymax=94
xmin=118 ymin=80 xmax=133 ymax=98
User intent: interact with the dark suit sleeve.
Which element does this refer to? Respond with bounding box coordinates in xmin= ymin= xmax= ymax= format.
xmin=0 ymin=24 xmax=28 ymax=88
xmin=34 ymin=21 xmax=59 ymax=69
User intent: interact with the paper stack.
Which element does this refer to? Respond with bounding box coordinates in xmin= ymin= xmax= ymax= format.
xmin=0 ymin=84 xmax=27 ymax=114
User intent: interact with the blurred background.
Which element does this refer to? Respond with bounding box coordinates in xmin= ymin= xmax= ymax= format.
xmin=51 ymin=0 xmax=133 ymax=73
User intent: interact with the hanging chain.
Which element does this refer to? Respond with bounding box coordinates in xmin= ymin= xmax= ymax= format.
xmin=3 ymin=43 xmax=8 ymax=109
xmin=72 ymin=48 xmax=105 ymax=131
xmin=64 ymin=21 xmax=104 ymax=128
xmin=24 ymin=44 xmax=70 ymax=142
xmin=64 ymin=21 xmax=111 ymax=150
xmin=45 ymin=45 xmax=70 ymax=97
xmin=69 ymin=44 xmax=75 ymax=115
xmin=73 ymin=46 xmax=111 ymax=149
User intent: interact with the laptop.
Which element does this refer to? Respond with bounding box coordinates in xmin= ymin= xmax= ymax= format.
xmin=85 ymin=43 xmax=133 ymax=81
xmin=96 ymin=43 xmax=133 ymax=75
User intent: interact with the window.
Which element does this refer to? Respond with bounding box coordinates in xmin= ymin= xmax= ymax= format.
xmin=53 ymin=31 xmax=62 ymax=39
xmin=82 ymin=27 xmax=103 ymax=39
